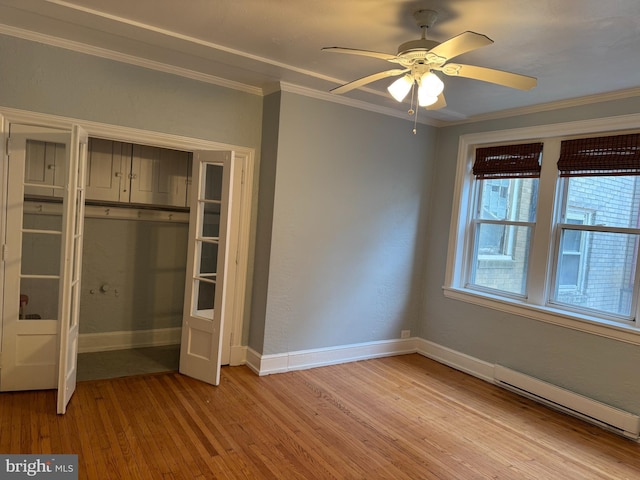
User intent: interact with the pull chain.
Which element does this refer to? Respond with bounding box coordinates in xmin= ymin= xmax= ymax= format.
xmin=407 ymin=82 xmax=419 ymax=134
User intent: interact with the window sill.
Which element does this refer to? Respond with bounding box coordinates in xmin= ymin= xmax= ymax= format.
xmin=442 ymin=286 xmax=640 ymax=346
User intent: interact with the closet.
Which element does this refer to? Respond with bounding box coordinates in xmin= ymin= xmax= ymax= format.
xmin=22 ymin=137 xmax=193 ymax=381
xmin=2 ymin=118 xmax=248 ymax=413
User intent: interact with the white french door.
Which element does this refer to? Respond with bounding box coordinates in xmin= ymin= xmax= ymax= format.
xmin=57 ymin=125 xmax=88 ymax=414
xmin=180 ymin=151 xmax=234 ymax=385
xmin=0 ymin=123 xmax=87 ymax=414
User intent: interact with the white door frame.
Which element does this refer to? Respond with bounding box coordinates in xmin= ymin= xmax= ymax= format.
xmin=0 ymin=107 xmax=254 ymax=371
xmin=0 ymin=118 xmax=6 ymax=382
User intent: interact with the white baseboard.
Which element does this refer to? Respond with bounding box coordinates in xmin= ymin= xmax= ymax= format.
xmin=229 ymin=345 xmax=248 ymax=366
xmin=78 ymin=327 xmax=181 ymax=353
xmin=494 ymin=365 xmax=640 ymax=440
xmin=247 ymin=338 xmax=417 ymax=376
xmin=415 ymin=338 xmax=495 ymax=382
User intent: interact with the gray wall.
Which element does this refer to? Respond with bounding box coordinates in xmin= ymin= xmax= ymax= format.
xmin=422 ymin=96 xmax=640 ymax=414
xmin=254 ymin=91 xmax=436 ymax=355
xmin=249 ymin=91 xmax=282 ymax=352
xmin=80 ymin=218 xmax=188 ymax=334
xmin=0 ymin=35 xmax=262 ymax=148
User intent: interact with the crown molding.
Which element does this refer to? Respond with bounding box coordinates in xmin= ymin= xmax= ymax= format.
xmin=446 ymin=87 xmax=640 ymax=126
xmin=0 ymin=23 xmax=263 ymax=96
xmin=279 ymin=82 xmax=441 ymax=127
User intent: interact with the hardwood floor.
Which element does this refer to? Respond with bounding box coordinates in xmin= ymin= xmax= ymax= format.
xmin=1 ymin=354 xmax=639 ymax=479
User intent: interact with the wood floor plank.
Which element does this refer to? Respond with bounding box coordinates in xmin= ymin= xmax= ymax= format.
xmin=1 ymin=354 xmax=639 ymax=479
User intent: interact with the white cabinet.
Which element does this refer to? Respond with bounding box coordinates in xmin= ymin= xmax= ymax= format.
xmin=26 ymin=138 xmax=191 ymax=207
xmin=130 ymin=144 xmax=190 ymax=207
xmin=23 ymin=139 xmax=66 ymax=197
xmin=84 ymin=139 xmax=190 ymax=207
xmin=86 ymin=138 xmax=131 ymax=203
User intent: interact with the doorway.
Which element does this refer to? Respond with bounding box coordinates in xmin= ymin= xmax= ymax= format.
xmin=0 ymin=112 xmax=254 ymax=411
xmin=75 ymin=137 xmax=192 ymax=381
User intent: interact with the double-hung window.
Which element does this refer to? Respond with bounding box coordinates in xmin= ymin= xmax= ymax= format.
xmin=551 ymin=134 xmax=640 ymax=319
xmin=446 ymin=118 xmax=640 ymax=342
xmin=468 ymin=143 xmax=542 ymax=296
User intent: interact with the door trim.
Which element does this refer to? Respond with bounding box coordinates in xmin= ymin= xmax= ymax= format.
xmin=0 ymin=107 xmax=254 ymax=366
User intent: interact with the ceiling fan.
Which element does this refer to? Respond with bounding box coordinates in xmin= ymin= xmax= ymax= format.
xmin=322 ymin=9 xmax=537 ymax=113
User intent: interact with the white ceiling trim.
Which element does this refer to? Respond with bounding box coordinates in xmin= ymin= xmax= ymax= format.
xmin=0 ymin=23 xmax=262 ymax=95
xmin=449 ymin=88 xmax=640 ymax=126
xmin=45 ymin=0 xmax=349 ymax=89
xmin=279 ymin=82 xmax=440 ymax=127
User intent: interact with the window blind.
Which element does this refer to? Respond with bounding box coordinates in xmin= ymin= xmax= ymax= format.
xmin=473 ymin=142 xmax=543 ymax=179
xmin=557 ymin=133 xmax=640 ymax=177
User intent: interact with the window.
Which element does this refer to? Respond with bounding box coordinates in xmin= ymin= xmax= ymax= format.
xmin=468 ymin=143 xmax=542 ymax=296
xmin=446 ymin=117 xmax=640 ymax=343
xmin=551 ymin=135 xmax=640 ymax=319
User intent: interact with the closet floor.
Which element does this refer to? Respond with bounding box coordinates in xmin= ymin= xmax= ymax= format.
xmin=77 ymin=344 xmax=180 ymax=381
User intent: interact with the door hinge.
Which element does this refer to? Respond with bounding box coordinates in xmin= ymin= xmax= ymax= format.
xmin=5 ymin=136 xmax=10 ymax=154
xmin=1 ymin=244 xmax=6 ymax=261
xmin=241 ymin=168 xmax=245 ymax=185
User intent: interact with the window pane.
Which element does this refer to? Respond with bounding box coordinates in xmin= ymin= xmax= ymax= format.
xmin=21 ymin=232 xmax=61 ymax=276
xmin=203 ymin=164 xmax=223 ymax=201
xmin=565 ymin=176 xmax=640 ymax=228
xmin=553 ymin=231 xmax=638 ymax=317
xmin=194 ymin=279 xmax=215 ymax=314
xmin=201 ymin=202 xmax=221 ymax=238
xmin=19 ymin=278 xmax=59 ymax=320
xmin=198 ymin=241 xmax=218 ymax=276
xmin=470 ymin=224 xmax=533 ymax=295
xmin=478 ymin=178 xmax=538 ymax=221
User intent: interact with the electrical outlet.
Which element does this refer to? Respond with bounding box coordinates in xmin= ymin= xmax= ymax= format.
xmin=400 ymin=330 xmax=410 ymax=339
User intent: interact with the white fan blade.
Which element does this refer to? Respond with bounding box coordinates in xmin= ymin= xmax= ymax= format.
xmin=428 ymin=31 xmax=493 ymax=61
xmin=425 ymin=93 xmax=447 ymax=110
xmin=440 ymin=63 xmax=537 ymax=90
xmin=331 ymin=68 xmax=409 ymax=94
xmin=322 ymin=46 xmax=399 ymax=62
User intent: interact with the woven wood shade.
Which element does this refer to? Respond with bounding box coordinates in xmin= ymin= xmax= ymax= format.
xmin=473 ymin=143 xmax=543 ymax=179
xmin=558 ymin=133 xmax=640 ymax=177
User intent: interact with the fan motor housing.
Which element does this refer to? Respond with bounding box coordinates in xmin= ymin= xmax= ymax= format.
xmin=397 ymin=39 xmax=439 ymax=56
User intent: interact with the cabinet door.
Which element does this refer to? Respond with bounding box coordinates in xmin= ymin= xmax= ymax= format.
xmin=85 ymin=138 xmax=131 ymax=202
xmin=23 ymin=139 xmax=65 ymax=197
xmin=130 ymin=144 xmax=189 ymax=207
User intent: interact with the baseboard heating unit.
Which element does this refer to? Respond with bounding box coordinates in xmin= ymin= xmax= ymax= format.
xmin=493 ymin=365 xmax=640 ymax=441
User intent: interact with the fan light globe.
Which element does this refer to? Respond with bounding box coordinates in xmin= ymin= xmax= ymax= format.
xmin=417 ymin=90 xmax=438 ymax=107
xmin=387 ymin=75 xmax=413 ymax=102
xmin=420 ymin=72 xmax=444 ymax=97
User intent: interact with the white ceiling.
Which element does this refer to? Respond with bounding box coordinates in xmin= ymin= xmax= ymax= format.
xmin=0 ymin=0 xmax=639 ymax=124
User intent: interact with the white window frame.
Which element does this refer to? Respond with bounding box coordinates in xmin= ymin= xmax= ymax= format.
xmin=444 ymin=113 xmax=640 ymax=346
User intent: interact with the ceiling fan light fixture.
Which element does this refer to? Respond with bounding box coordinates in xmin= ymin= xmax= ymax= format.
xmin=387 ymin=75 xmax=413 ymax=102
xmin=417 ymin=89 xmax=438 ymax=107
xmin=419 ymin=71 xmax=444 ymax=97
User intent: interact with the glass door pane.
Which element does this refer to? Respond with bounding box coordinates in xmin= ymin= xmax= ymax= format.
xmin=192 ymin=164 xmax=224 ymax=319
